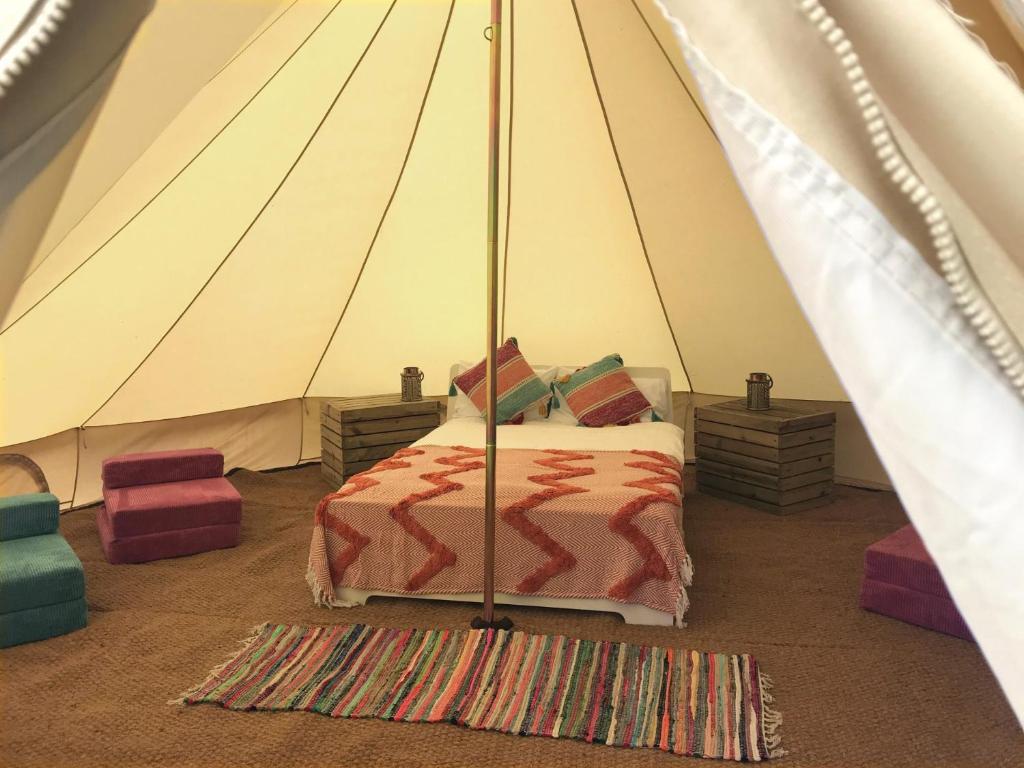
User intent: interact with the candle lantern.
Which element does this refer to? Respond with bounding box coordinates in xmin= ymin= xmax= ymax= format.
xmin=746 ymin=372 xmax=773 ymax=411
xmin=401 ymin=366 xmax=424 ymax=402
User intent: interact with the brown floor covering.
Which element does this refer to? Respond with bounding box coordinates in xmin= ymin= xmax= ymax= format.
xmin=1 ymin=465 xmax=1021 ymax=767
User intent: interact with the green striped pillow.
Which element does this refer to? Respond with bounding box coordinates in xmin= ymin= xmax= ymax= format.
xmin=452 ymin=338 xmax=551 ymax=424
xmin=554 ymin=354 xmax=653 ymax=427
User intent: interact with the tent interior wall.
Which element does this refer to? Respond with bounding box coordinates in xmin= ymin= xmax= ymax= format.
xmin=2 ymin=0 xmax=1021 ymax=508
xmin=0 ymin=0 xmax=911 ymax=507
xmin=0 ymin=393 xmax=891 ymax=509
xmin=2 ymin=0 xmax=1024 ymax=758
xmin=23 ymin=0 xmax=287 ymax=270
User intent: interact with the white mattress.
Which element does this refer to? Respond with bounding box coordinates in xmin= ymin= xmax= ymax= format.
xmin=414 ymin=417 xmax=685 ymax=464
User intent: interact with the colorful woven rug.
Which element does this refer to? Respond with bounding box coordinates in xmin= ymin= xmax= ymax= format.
xmin=178 ymin=624 xmax=783 ymax=761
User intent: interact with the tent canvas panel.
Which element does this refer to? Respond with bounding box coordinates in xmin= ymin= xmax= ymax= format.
xmin=2 ymin=0 xmax=897 ymax=503
xmin=0 ymin=400 xmax=303 ymax=509
xmin=2 ymin=0 xmax=1022 ymax=728
xmin=25 ymin=0 xmax=286 ymax=270
xmin=7 ymin=0 xmax=332 ymax=322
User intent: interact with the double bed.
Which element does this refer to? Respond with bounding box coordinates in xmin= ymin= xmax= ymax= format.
xmin=307 ymin=368 xmax=691 ymax=627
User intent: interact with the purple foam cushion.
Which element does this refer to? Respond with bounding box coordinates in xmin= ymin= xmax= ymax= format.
xmin=96 ymin=507 xmax=239 ymax=564
xmin=102 ymin=476 xmax=241 ymax=538
xmin=102 ymin=448 xmax=224 ymax=489
xmin=863 ymin=524 xmax=952 ymax=600
xmin=860 ymin=578 xmax=973 ymax=641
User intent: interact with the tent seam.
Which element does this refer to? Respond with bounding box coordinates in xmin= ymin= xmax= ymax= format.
xmin=570 ymin=0 xmax=694 ymax=391
xmin=19 ymin=0 xmax=305 ymax=287
xmin=296 ymin=397 xmax=306 ymax=467
xmin=205 ymin=0 xmax=302 ymax=85
xmin=301 ymin=0 xmax=457 ymax=399
xmin=499 ymin=0 xmax=515 ymax=341
xmin=70 ymin=426 xmax=82 ymax=509
xmin=80 ymin=0 xmax=398 ymax=428
xmin=1 ymin=0 xmax=347 ymax=336
xmin=631 ymin=0 xmax=718 ymax=144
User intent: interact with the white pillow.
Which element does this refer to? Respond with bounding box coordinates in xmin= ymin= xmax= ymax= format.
xmin=448 ymin=362 xmax=557 ymax=422
xmin=546 ymin=384 xmax=579 ymax=425
xmin=631 ymin=374 xmax=672 ymax=422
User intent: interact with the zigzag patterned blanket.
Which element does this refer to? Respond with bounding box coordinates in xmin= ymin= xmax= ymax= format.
xmin=307 ymin=446 xmax=691 ymax=621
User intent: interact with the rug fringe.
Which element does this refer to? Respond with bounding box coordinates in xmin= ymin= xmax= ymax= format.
xmin=758 ymin=670 xmax=786 ymax=759
xmin=168 ymin=622 xmax=269 ymax=706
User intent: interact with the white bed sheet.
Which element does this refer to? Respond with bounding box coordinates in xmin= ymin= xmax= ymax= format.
xmin=413 ymin=417 xmax=685 ymax=465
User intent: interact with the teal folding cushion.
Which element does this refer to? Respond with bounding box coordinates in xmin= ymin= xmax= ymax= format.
xmin=0 ymin=597 xmax=87 ymax=648
xmin=0 ymin=534 xmax=85 ymax=615
xmin=0 ymin=493 xmax=59 ymax=541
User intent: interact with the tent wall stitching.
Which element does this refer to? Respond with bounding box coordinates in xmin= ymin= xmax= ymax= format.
xmin=82 ymin=0 xmax=400 ymax=428
xmin=499 ymin=0 xmax=515 ymax=341
xmin=1 ymin=0 xmax=346 ymax=334
xmin=571 ymin=0 xmax=693 ymax=390
xmin=206 ymin=0 xmax=302 ymax=85
xmin=298 ymin=0 xmax=457 ymax=421
xmin=628 ymin=0 xmax=718 ymax=143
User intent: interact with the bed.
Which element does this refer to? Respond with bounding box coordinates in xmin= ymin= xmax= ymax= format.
xmin=307 ymin=367 xmax=691 ymax=627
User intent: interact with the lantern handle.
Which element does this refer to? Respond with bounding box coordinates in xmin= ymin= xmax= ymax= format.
xmin=766 ymin=374 xmax=773 ymax=390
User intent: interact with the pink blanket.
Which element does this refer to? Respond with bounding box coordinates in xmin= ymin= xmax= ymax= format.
xmin=307 ymin=446 xmax=691 ymax=620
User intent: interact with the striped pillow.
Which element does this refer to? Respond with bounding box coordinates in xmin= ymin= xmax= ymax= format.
xmin=554 ymin=354 xmax=652 ymax=427
xmin=452 ymin=338 xmax=551 ymax=424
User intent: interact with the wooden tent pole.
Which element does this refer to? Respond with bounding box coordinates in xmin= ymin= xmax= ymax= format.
xmin=473 ymin=0 xmax=511 ymax=632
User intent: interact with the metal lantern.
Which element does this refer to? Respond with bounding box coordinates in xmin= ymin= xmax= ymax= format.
xmin=400 ymin=366 xmax=424 ymax=402
xmin=746 ymin=372 xmax=773 ymax=411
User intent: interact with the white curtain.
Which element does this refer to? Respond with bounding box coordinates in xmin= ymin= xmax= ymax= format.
xmin=0 ymin=0 xmax=154 ymax=320
xmin=658 ymin=0 xmax=1024 ymax=724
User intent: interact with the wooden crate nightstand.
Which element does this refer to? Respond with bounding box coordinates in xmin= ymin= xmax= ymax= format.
xmin=695 ymin=398 xmax=835 ymax=514
xmin=320 ymin=395 xmax=442 ymax=487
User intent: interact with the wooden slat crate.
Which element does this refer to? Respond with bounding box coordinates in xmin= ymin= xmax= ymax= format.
xmin=320 ymin=394 xmax=442 ymax=486
xmin=694 ymin=398 xmax=836 ymax=514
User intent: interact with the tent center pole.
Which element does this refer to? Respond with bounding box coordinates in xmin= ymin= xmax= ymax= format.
xmin=472 ymin=0 xmax=511 ymax=633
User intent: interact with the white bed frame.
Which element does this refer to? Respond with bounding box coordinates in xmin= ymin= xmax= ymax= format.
xmin=333 ymin=587 xmax=677 ymax=626
xmin=328 ymin=364 xmax=682 ymax=628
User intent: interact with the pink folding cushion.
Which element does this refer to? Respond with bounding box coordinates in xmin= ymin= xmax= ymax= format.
xmin=98 ymin=448 xmax=241 ymax=564
xmin=96 ymin=509 xmax=240 ymax=565
xmin=102 ymin=476 xmax=241 ymax=539
xmin=863 ymin=524 xmax=953 ymax=598
xmin=859 ymin=525 xmax=972 ymax=640
xmin=102 ymin=448 xmax=224 ymax=489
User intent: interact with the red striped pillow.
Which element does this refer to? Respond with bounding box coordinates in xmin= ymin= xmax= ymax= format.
xmin=452 ymin=338 xmax=551 ymax=425
xmin=554 ymin=354 xmax=652 ymax=427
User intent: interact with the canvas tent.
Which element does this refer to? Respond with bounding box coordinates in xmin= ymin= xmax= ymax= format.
xmin=1 ymin=0 xmax=1022 ymax=723
xmin=1 ymin=0 xmax=883 ymax=508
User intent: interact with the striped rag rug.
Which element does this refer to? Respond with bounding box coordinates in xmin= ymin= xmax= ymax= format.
xmin=178 ymin=623 xmax=783 ymax=761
